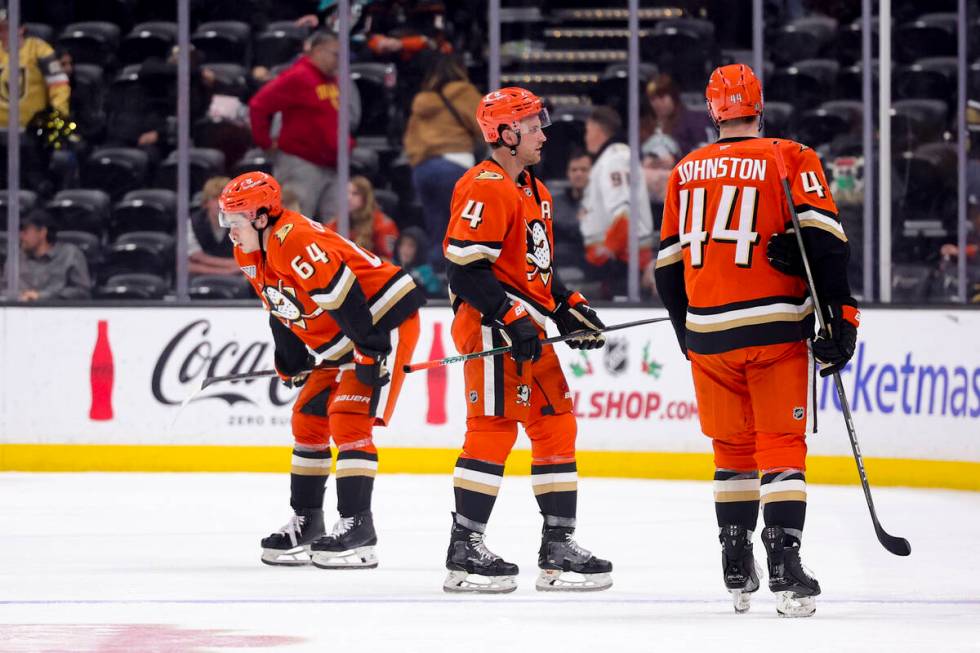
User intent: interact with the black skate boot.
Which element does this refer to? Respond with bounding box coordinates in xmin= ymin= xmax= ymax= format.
xmin=762 ymin=526 xmax=821 ymax=617
xmin=260 ymin=508 xmax=324 ymax=566
xmin=443 ymin=518 xmax=519 ymax=594
xmin=720 ymin=525 xmax=762 ymax=613
xmin=310 ymin=510 xmax=378 ymax=569
xmin=536 ymin=526 xmax=613 ymax=592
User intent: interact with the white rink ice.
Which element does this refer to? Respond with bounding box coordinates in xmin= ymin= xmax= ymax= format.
xmin=1 ymin=473 xmax=978 ymax=653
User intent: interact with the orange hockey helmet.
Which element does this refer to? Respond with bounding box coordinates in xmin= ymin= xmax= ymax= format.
xmin=476 ymin=87 xmax=551 ymax=144
xmin=218 ymin=171 xmax=282 ymax=226
xmin=705 ymin=64 xmax=764 ymax=126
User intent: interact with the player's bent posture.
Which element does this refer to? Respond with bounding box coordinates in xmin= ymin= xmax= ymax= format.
xmin=655 ymin=65 xmax=859 ymax=617
xmin=441 ymin=87 xmax=612 ymax=593
xmin=220 ymin=172 xmax=425 ymax=568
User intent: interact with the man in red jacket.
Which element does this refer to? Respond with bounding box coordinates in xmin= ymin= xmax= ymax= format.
xmin=249 ymin=30 xmax=355 ymax=220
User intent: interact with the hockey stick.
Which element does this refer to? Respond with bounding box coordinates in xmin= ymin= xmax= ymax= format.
xmin=772 ymin=141 xmax=911 ymax=557
xmin=403 ymin=316 xmax=670 ymax=373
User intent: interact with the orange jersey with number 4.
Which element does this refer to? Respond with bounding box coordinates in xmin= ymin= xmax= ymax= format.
xmin=656 ymin=137 xmax=846 ymax=354
xmin=444 ymin=160 xmax=557 ymax=327
xmin=234 ymin=209 xmax=423 ymax=361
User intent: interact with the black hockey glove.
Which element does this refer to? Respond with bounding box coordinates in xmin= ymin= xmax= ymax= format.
xmin=492 ymin=301 xmax=542 ymax=364
xmin=552 ymin=291 xmax=606 ymax=350
xmin=275 ymin=353 xmax=314 ymax=389
xmin=353 ymin=345 xmax=391 ymax=387
xmin=812 ymin=301 xmax=860 ymax=377
xmin=766 ymin=232 xmax=805 ymax=277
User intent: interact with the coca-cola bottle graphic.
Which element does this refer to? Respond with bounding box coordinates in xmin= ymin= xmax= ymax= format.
xmin=89 ymin=320 xmax=115 ymax=421
xmin=426 ymin=322 xmax=447 ymax=425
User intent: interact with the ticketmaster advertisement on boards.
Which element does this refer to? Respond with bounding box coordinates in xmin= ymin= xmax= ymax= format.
xmin=0 ymin=306 xmax=977 ymax=462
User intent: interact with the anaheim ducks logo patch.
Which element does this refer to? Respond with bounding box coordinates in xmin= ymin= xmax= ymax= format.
xmin=475 ymin=170 xmax=504 ymax=181
xmin=525 ymin=219 xmax=552 ymax=285
xmin=262 ymin=281 xmax=323 ymax=330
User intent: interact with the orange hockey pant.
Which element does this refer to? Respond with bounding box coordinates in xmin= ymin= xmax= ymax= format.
xmin=689 ymin=340 xmax=814 ymax=473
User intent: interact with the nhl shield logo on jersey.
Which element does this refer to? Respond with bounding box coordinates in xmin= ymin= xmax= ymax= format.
xmin=468 ymin=390 xmax=479 ymax=404
xmin=793 ymin=406 xmax=805 ymax=420
xmin=525 ymin=219 xmax=552 ymax=285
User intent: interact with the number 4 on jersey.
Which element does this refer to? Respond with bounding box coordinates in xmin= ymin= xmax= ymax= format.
xmin=678 ymin=185 xmax=760 ymax=268
xmin=461 ymin=200 xmax=485 ymax=228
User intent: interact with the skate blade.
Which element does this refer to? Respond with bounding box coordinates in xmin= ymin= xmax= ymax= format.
xmin=311 ymin=545 xmax=378 ymax=569
xmin=260 ymin=546 xmax=312 ymax=566
xmin=535 ymin=569 xmax=612 ymax=592
xmin=728 ymin=561 xmax=762 ymax=613
xmin=443 ymin=570 xmax=517 ymax=594
xmin=775 ymin=592 xmax=816 ymax=618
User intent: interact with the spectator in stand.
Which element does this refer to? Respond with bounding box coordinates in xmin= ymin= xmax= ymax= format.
xmin=403 ymin=53 xmax=482 ymax=269
xmin=551 ymin=147 xmax=590 ymax=270
xmin=249 ymin=30 xmax=353 ymax=219
xmin=394 ymin=226 xmax=443 ymax=297
xmin=641 ymin=73 xmax=713 ymax=165
xmin=326 ymin=176 xmax=399 ymax=260
xmin=0 ymin=9 xmax=70 ymax=195
xmin=580 ymin=106 xmax=654 ymax=299
xmin=1 ymin=209 xmax=91 ymax=301
xmin=188 ymin=176 xmax=240 ymax=278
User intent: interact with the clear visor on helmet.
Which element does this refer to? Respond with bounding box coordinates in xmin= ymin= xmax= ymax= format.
xmin=517 ymin=108 xmax=551 ymax=135
xmin=218 ymin=210 xmax=254 ymax=228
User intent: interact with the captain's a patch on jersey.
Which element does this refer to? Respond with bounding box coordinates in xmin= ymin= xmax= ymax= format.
xmin=274 ymin=223 xmax=294 ymax=244
xmin=475 ymin=170 xmax=504 ymax=181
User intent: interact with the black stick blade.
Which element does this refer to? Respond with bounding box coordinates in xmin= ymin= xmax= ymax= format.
xmin=876 ymin=525 xmax=912 ymax=557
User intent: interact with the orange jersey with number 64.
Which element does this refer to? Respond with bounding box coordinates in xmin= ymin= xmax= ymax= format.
xmin=655 ymin=137 xmax=847 ymax=354
xmin=234 ymin=209 xmax=424 ymax=361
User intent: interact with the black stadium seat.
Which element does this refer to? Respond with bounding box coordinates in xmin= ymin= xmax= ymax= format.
xmin=254 ymin=22 xmax=307 ymax=68
xmin=644 ymin=18 xmax=717 ymax=91
xmin=58 ymin=230 xmax=103 ymax=271
xmin=110 ymin=189 xmax=177 ymax=237
xmin=536 ymin=105 xmax=590 ymax=181
xmin=769 ymin=14 xmax=839 ymax=66
xmin=892 ymin=99 xmax=948 ymax=150
xmin=767 ymin=59 xmax=839 ymax=110
xmin=71 ymin=64 xmax=108 ymax=139
xmin=763 ymin=102 xmax=795 ymax=140
xmin=102 ymin=232 xmax=176 ymax=279
xmin=896 ymin=13 xmax=957 ymax=63
xmin=189 ymin=274 xmax=252 ymax=300
xmin=895 ymin=57 xmax=957 ymax=101
xmin=0 ymin=190 xmax=38 ymax=214
xmin=57 ymin=22 xmax=121 ymax=68
xmin=24 ymin=23 xmax=54 ymax=43
xmin=96 ymin=273 xmax=170 ymax=300
xmin=191 ymin=21 xmax=251 ymax=65
xmin=351 ymin=63 xmax=396 ymax=137
xmin=119 ymin=21 xmax=177 ymax=65
xmin=45 ymin=189 xmax=112 ymax=237
xmin=837 ymin=17 xmax=879 ymax=65
xmin=206 ymin=63 xmax=250 ymax=99
xmin=155 ymin=148 xmax=226 ymax=195
xmin=231 ymin=149 xmax=274 ymax=178
xmin=592 ymin=62 xmax=658 ymax=121
xmin=82 ymin=147 xmax=150 ymax=200
xmin=795 ymin=100 xmax=862 ymax=148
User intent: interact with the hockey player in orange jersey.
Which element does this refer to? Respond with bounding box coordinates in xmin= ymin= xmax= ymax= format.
xmin=654 ymin=65 xmax=859 ymax=617
xmin=441 ymin=87 xmax=613 ymax=594
xmin=219 ymin=171 xmax=426 ymax=569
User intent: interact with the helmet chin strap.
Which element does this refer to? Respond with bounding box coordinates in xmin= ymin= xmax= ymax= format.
xmin=256 ymin=208 xmax=283 ymax=257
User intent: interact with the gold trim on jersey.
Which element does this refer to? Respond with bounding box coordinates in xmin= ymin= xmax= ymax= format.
xmin=686 ymin=298 xmax=813 ymax=334
xmin=797 ymin=209 xmax=848 ymax=242
xmin=311 ymin=265 xmax=355 ymax=310
xmin=445 ymin=242 xmax=503 ymax=265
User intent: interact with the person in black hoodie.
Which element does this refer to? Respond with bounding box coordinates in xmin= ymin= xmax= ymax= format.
xmin=188 ymin=176 xmax=240 ymax=277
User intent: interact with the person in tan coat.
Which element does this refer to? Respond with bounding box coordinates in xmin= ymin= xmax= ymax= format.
xmin=403 ymin=55 xmax=483 ymax=270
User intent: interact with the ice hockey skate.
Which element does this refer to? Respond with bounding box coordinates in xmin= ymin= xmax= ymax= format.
xmin=260 ymin=508 xmax=325 ymax=566
xmin=443 ymin=520 xmax=519 ymax=593
xmin=310 ymin=511 xmax=378 ymax=569
xmin=536 ymin=526 xmax=612 ymax=592
xmin=762 ymin=526 xmax=821 ymax=617
xmin=719 ymin=524 xmax=762 ymax=613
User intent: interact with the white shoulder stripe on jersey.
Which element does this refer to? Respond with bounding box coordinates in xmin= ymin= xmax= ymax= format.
xmin=445 ymin=242 xmax=502 ymax=265
xmin=797 ymin=209 xmax=847 ymax=241
xmin=311 ymin=265 xmax=355 ymax=310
